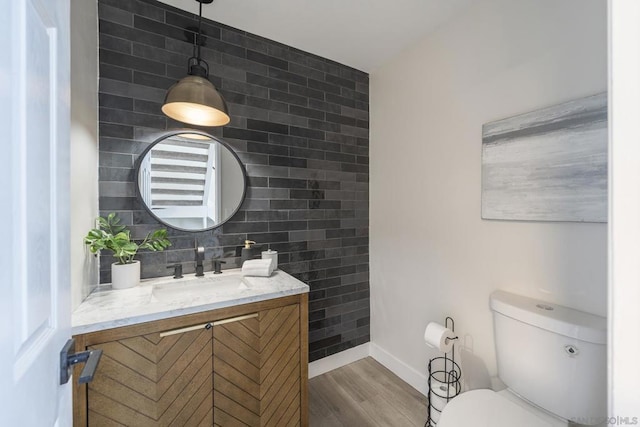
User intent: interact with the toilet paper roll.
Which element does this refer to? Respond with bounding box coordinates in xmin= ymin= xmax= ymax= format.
xmin=429 ymin=406 xmax=440 ymax=426
xmin=429 ymin=407 xmax=440 ymax=426
xmin=430 ymin=381 xmax=457 ymax=407
xmin=424 ymin=322 xmax=456 ymax=352
xmin=429 ymin=380 xmax=457 ymax=425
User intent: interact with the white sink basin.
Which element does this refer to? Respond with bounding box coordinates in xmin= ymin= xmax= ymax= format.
xmin=152 ymin=275 xmax=248 ymax=302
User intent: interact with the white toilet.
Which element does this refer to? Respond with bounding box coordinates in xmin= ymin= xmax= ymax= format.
xmin=438 ymin=290 xmax=607 ymax=427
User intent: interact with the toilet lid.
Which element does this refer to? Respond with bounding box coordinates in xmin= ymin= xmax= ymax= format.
xmin=438 ymin=389 xmax=562 ymax=427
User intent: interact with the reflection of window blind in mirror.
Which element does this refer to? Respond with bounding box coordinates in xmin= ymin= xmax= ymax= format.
xmin=151 ymin=139 xmax=216 ymax=229
xmin=136 ymin=132 xmax=246 ymax=232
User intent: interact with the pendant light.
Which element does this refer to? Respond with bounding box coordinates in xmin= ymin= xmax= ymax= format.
xmin=161 ymin=0 xmax=230 ymax=127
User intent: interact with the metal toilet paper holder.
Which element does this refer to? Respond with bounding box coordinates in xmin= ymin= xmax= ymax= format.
xmin=426 ymin=317 xmax=461 ymax=427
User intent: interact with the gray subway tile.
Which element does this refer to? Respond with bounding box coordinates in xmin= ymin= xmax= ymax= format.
xmin=246 ymin=164 xmax=289 ymax=178
xmin=99 ymin=3 xmax=133 ymax=27
xmin=100 ymin=33 xmax=132 ymax=54
xmin=99 ymin=182 xmax=136 ymax=197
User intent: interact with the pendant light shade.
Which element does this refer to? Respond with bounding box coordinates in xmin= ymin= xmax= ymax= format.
xmin=162 ymin=75 xmax=230 ymax=127
xmin=162 ymin=0 xmax=230 ymax=127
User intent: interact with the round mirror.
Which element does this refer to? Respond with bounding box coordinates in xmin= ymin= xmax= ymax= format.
xmin=135 ymin=130 xmax=246 ymax=232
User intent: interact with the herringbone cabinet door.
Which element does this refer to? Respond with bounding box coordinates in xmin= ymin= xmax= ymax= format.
xmin=87 ymin=326 xmax=214 ymax=426
xmin=213 ymin=304 xmax=301 ymax=427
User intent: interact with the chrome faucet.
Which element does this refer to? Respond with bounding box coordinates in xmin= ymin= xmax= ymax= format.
xmin=195 ymin=244 xmax=205 ymax=277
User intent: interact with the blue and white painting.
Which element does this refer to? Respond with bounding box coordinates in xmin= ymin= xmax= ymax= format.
xmin=481 ymin=93 xmax=607 ymax=222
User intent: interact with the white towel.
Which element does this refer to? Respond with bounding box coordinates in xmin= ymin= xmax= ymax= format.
xmin=242 ymin=258 xmax=274 ymax=277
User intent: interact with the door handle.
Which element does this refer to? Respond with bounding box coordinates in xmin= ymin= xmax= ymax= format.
xmin=59 ymin=338 xmax=103 ymax=385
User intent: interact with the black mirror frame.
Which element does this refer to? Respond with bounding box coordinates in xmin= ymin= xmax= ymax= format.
xmin=134 ymin=129 xmax=247 ymax=233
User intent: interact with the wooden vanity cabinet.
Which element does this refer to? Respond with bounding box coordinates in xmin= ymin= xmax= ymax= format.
xmin=73 ymin=294 xmax=308 ymax=427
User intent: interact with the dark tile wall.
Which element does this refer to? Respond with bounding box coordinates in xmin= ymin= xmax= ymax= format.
xmin=97 ymin=0 xmax=369 ymax=361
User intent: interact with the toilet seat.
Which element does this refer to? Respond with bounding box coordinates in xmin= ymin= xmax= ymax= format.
xmin=437 ymin=389 xmax=566 ymax=427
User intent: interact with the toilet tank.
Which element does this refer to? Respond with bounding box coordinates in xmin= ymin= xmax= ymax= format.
xmin=490 ymin=290 xmax=606 ymax=425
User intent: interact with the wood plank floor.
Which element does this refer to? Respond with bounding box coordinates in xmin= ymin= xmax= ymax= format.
xmin=309 ymin=357 xmax=428 ymax=427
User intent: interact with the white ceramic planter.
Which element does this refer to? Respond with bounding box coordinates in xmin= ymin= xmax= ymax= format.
xmin=111 ymin=260 xmax=140 ymax=290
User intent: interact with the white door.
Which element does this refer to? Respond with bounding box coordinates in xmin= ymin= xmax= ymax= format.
xmin=0 ymin=0 xmax=72 ymax=426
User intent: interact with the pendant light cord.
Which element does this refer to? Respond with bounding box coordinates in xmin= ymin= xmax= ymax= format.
xmin=197 ymin=0 xmax=203 ymax=61
xmin=187 ymin=0 xmax=212 ymax=77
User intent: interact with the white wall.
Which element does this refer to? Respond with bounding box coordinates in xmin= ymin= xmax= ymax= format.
xmin=70 ymin=0 xmax=99 ymax=309
xmin=370 ymin=0 xmax=607 ymax=387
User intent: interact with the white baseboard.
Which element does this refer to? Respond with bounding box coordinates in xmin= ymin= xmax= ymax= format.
xmin=308 ymin=342 xmax=429 ymax=397
xmin=369 ymin=342 xmax=428 ymax=396
xmin=308 ymin=343 xmax=370 ymax=378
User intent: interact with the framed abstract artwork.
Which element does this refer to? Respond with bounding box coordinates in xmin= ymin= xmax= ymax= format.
xmin=481 ymin=93 xmax=607 ymax=222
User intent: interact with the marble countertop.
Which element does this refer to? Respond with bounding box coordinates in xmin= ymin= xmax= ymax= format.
xmin=72 ymin=268 xmax=309 ymax=335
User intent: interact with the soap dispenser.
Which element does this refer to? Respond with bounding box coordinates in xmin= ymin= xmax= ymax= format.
xmin=240 ymin=240 xmax=256 ymax=264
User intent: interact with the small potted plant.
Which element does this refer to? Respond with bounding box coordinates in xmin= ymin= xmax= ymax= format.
xmin=84 ymin=213 xmax=171 ymax=289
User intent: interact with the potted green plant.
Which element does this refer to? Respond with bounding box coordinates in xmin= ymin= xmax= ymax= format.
xmin=84 ymin=213 xmax=171 ymax=289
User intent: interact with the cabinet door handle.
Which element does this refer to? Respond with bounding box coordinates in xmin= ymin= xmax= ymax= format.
xmin=213 ymin=313 xmax=258 ymax=326
xmin=159 ymin=322 xmax=212 ymax=338
xmin=158 ymin=313 xmax=258 ymax=337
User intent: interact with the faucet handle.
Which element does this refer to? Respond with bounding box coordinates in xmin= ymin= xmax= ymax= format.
xmin=213 ymin=260 xmax=226 ymax=274
xmin=195 ymin=245 xmax=205 ymax=260
xmin=166 ymin=264 xmax=183 ymax=279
